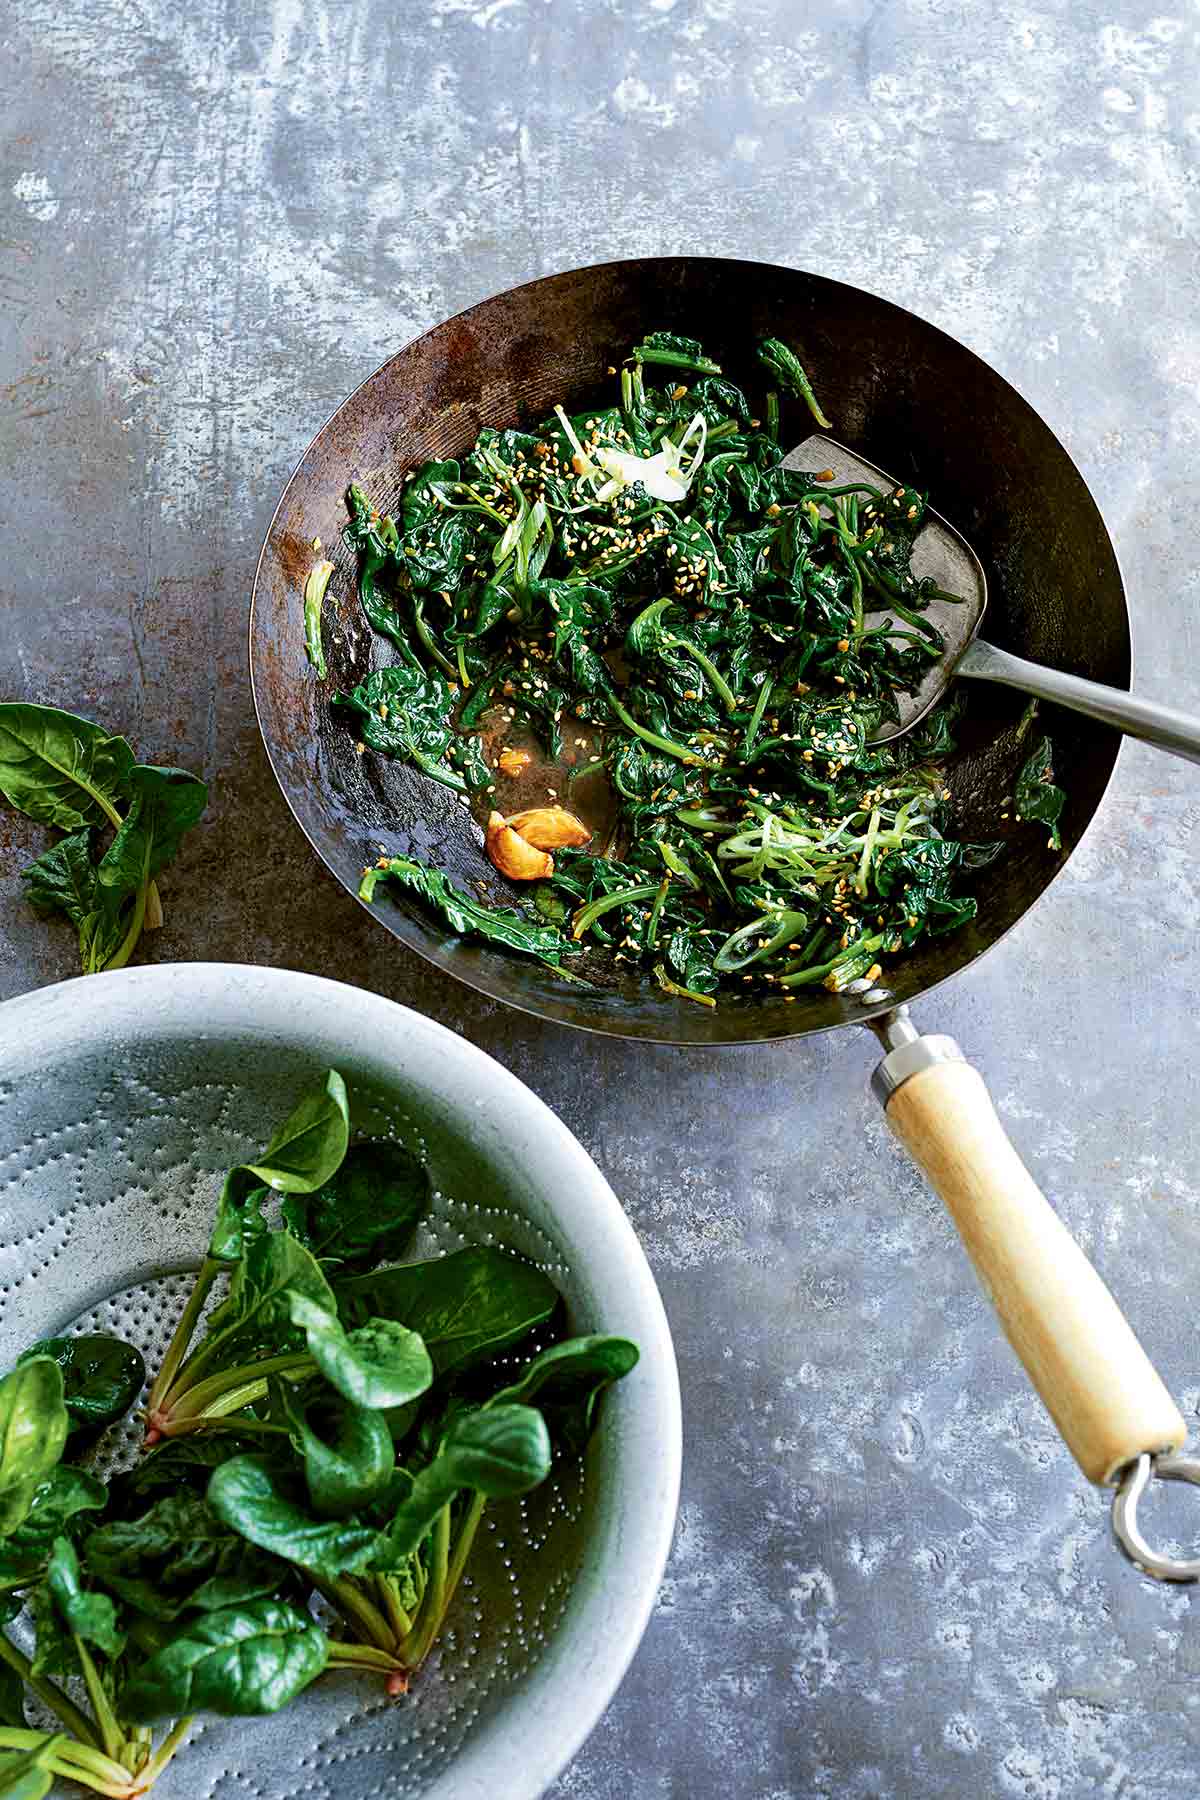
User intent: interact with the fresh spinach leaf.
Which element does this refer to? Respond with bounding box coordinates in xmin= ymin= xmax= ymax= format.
xmin=281 ymin=1139 xmax=429 ymax=1269
xmin=18 ymin=1335 xmax=144 ymax=1440
xmin=201 ymin=1232 xmax=338 ymax=1366
xmin=121 ymin=1596 xmax=328 ymax=1721
xmin=336 ymin=1246 xmax=559 ymax=1377
xmin=280 ymin=1391 xmax=395 ymax=1520
xmin=208 ymin=1069 xmax=350 ymax=1263
xmin=45 ymin=1536 xmax=123 ymax=1658
xmin=85 ymin=1496 xmax=286 ymax=1620
xmin=0 ymin=704 xmax=133 ymax=832
xmin=0 ymin=1361 xmax=69 ymax=1538
xmin=491 ymin=1335 xmax=639 ymax=1456
xmin=207 ymin=1456 xmax=380 ymax=1577
xmin=381 ymin=1404 xmax=551 ymax=1561
xmin=285 ymin=1295 xmax=433 ymax=1411
xmin=0 ymin=1468 xmax=107 ymax=1585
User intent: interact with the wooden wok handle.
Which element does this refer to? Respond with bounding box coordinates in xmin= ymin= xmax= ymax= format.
xmin=877 ymin=1044 xmax=1185 ymax=1485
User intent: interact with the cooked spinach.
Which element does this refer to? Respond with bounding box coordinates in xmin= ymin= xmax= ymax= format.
xmin=344 ymin=332 xmax=1052 ymax=1002
xmin=0 ymin=1071 xmax=639 ymax=1792
xmin=0 ymin=704 xmax=206 ymax=975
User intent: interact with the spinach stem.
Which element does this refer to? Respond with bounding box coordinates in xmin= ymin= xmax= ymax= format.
xmin=571 ymin=884 xmax=658 ymax=941
xmin=0 ymin=1731 xmax=133 ymax=1797
xmin=374 ymin=1575 xmax=414 ymax=1641
xmin=400 ymin=1504 xmax=451 ymax=1670
xmin=148 ymin=1257 xmax=222 ymax=1415
xmin=0 ymin=1633 xmax=100 ymax=1749
xmin=165 ymin=1352 xmax=313 ymax=1425
xmin=605 ymin=692 xmax=710 ymax=767
xmin=327 ymin=1641 xmax=406 ymax=1674
xmin=311 ymin=1576 xmax=395 ymax=1651
xmin=74 ymin=1639 xmax=123 ymax=1763
xmin=135 ymin=1717 xmax=194 ymax=1788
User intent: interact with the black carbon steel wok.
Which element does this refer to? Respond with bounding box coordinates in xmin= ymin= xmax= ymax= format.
xmin=251 ymin=258 xmax=1198 ymax=1578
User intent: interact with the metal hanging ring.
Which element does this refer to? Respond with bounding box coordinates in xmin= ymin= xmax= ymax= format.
xmin=1112 ymin=1452 xmax=1200 ymax=1582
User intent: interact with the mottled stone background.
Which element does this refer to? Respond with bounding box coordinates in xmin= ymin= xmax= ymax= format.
xmin=2 ymin=2 xmax=1199 ymax=1795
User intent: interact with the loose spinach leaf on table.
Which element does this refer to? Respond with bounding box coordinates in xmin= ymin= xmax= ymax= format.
xmin=0 ymin=705 xmax=133 ymax=832
xmin=336 ymin=1246 xmax=559 ymax=1378
xmin=0 ymin=703 xmax=206 ymax=975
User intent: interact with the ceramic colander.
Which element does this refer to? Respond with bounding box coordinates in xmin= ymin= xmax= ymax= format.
xmin=0 ymin=963 xmax=681 ymax=1800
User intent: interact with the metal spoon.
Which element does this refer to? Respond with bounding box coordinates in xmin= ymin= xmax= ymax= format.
xmin=788 ymin=434 xmax=1200 ymax=763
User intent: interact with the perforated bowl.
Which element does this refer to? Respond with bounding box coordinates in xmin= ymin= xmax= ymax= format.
xmin=0 ymin=964 xmax=681 ymax=1800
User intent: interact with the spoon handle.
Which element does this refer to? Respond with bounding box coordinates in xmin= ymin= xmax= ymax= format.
xmin=959 ymin=638 xmax=1200 ymax=764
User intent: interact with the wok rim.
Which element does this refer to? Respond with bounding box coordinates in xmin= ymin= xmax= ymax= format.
xmin=249 ymin=255 xmax=1130 ymax=1049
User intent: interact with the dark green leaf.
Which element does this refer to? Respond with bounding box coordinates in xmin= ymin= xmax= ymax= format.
xmin=207 ymin=1456 xmax=379 ymax=1577
xmin=281 ymin=1139 xmax=429 ymax=1269
xmin=756 ymin=338 xmax=831 ymax=429
xmin=381 ymin=1405 xmax=551 ymax=1561
xmin=286 ymin=1296 xmax=432 ymax=1410
xmin=282 ymin=1392 xmax=395 ymax=1520
xmin=86 ymin=1496 xmax=286 ymax=1620
xmin=121 ymin=1596 xmax=328 ymax=1722
xmin=0 ymin=1468 xmax=107 ymax=1585
xmin=333 ymin=663 xmax=469 ymax=793
xmin=112 ymin=1436 xmax=255 ymax=1510
xmin=0 ymin=704 xmax=133 ymax=832
xmin=96 ymin=763 xmax=207 ymax=897
xmin=202 ymin=1231 xmax=337 ymax=1364
xmin=18 ymin=1335 xmax=144 ymax=1439
xmin=208 ymin=1070 xmax=350 ymax=1262
xmin=491 ymin=1335 xmax=639 ymax=1456
xmin=20 ymin=830 xmax=97 ymax=927
xmin=337 ymin=1246 xmax=559 ymax=1377
xmin=0 ymin=1361 xmax=69 ymax=1538
xmin=45 ymin=1537 xmax=123 ymax=1658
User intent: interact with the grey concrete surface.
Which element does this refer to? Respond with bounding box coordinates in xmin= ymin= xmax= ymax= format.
xmin=2 ymin=2 xmax=1199 ymax=1795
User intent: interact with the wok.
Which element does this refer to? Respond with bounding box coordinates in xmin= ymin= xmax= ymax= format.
xmin=251 ymin=258 xmax=1198 ymax=1578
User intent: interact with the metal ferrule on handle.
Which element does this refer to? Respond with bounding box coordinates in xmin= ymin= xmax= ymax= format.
xmin=871 ymin=1009 xmax=1199 ymax=1581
